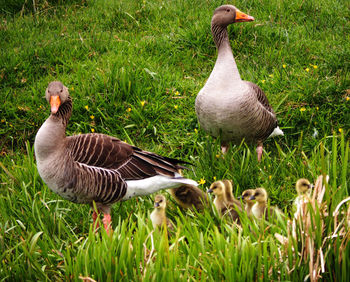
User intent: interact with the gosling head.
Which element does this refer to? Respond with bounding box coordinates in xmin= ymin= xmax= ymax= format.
xmin=207 ymin=180 xmax=226 ymax=197
xmin=45 ymin=81 xmax=69 ymax=114
xmin=153 ymin=194 xmax=167 ymax=210
xmin=212 ymin=5 xmax=254 ymax=27
xmin=295 ymin=178 xmax=313 ymax=195
xmin=240 ymin=189 xmax=255 ymax=204
xmin=249 ymin=188 xmax=268 ymax=203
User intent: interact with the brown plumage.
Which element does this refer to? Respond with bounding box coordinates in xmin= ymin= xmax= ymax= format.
xmin=34 ymin=81 xmax=197 ymax=233
xmin=195 ymin=5 xmax=283 ymax=160
xmin=168 ymin=184 xmax=209 ymax=211
xmin=207 ymin=180 xmax=241 ymax=223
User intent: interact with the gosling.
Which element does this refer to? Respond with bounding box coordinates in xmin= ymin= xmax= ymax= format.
xmin=239 ymin=189 xmax=256 ymax=217
xmin=250 ymin=188 xmax=282 ymax=220
xmin=168 ymin=184 xmax=209 ymax=211
xmin=150 ymin=195 xmax=174 ymax=230
xmin=207 ymin=180 xmax=242 ymax=223
xmin=293 ymin=178 xmax=313 ymax=219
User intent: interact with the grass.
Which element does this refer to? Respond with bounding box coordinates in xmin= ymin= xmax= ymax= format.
xmin=0 ymin=0 xmax=349 ymax=280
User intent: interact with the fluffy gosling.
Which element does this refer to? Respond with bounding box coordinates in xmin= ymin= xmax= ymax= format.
xmin=150 ymin=195 xmax=174 ymax=230
xmin=293 ymin=178 xmax=313 ymax=219
xmin=239 ymin=189 xmax=256 ymax=217
xmin=207 ymin=180 xmax=242 ymax=223
xmin=168 ymin=184 xmax=209 ymax=211
xmin=250 ymin=188 xmax=282 ymax=220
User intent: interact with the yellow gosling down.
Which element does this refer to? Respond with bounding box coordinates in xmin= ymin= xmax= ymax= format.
xmin=250 ymin=188 xmax=283 ymax=221
xmin=168 ymin=184 xmax=209 ymax=211
xmin=239 ymin=189 xmax=256 ymax=217
xmin=207 ymin=180 xmax=242 ymax=224
xmin=150 ymin=195 xmax=174 ymax=230
xmin=293 ymin=178 xmax=313 ymax=219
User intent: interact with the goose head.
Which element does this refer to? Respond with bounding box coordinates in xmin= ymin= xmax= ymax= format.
xmin=212 ymin=5 xmax=254 ymax=27
xmin=295 ymin=178 xmax=313 ymax=195
xmin=153 ymin=194 xmax=167 ymax=210
xmin=45 ymin=81 xmax=69 ymax=114
xmin=249 ymin=188 xmax=267 ymax=203
xmin=240 ymin=189 xmax=255 ymax=205
xmin=207 ymin=180 xmax=226 ymax=198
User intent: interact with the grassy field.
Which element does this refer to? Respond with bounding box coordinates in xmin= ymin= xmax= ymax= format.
xmin=0 ymin=0 xmax=349 ymax=280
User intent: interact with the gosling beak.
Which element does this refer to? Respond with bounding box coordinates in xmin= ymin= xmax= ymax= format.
xmin=50 ymin=95 xmax=61 ymax=114
xmin=308 ymin=184 xmax=314 ymax=189
xmin=207 ymin=189 xmax=213 ymax=194
xmin=237 ymin=196 xmax=242 ymax=200
xmin=235 ymin=10 xmax=255 ymax=23
xmin=249 ymin=195 xmax=256 ymax=200
xmin=154 ymin=202 xmax=160 ymax=208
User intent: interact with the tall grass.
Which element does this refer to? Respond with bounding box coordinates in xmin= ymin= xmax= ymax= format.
xmin=0 ymin=0 xmax=349 ymax=280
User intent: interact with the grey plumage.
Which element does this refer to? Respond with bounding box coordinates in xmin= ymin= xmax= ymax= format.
xmin=34 ymin=81 xmax=197 ymax=231
xmin=195 ymin=5 xmax=283 ymax=159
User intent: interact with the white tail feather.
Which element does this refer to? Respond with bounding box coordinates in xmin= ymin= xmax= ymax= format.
xmin=122 ymin=176 xmax=198 ymax=200
xmin=268 ymin=126 xmax=284 ymax=138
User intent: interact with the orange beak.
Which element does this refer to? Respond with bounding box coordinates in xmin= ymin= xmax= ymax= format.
xmin=235 ymin=10 xmax=255 ymax=22
xmin=50 ymin=96 xmax=61 ymax=114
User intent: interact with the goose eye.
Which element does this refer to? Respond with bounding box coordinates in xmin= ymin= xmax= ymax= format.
xmin=226 ymin=9 xmax=230 ymax=12
xmin=60 ymin=89 xmax=63 ymax=93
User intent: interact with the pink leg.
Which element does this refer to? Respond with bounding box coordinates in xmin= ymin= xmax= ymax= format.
xmin=102 ymin=213 xmax=112 ymax=234
xmin=221 ymin=142 xmax=229 ymax=154
xmin=92 ymin=210 xmax=100 ymax=231
xmin=256 ymin=142 xmax=263 ymax=162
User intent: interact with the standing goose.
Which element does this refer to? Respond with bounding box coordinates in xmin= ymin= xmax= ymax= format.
xmin=195 ymin=5 xmax=283 ymax=161
xmin=34 ymin=81 xmax=197 ymax=233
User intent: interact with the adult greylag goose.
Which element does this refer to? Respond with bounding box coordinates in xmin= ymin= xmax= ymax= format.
xmin=293 ymin=178 xmax=313 ymax=219
xmin=195 ymin=5 xmax=283 ymax=161
xmin=168 ymin=184 xmax=209 ymax=211
xmin=250 ymin=188 xmax=283 ymax=220
xmin=207 ymin=180 xmax=241 ymax=223
xmin=239 ymin=188 xmax=255 ymax=217
xmin=150 ymin=194 xmax=174 ymax=230
xmin=34 ymin=81 xmax=197 ymax=233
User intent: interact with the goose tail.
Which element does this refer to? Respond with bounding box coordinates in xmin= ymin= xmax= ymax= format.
xmin=268 ymin=126 xmax=284 ymax=138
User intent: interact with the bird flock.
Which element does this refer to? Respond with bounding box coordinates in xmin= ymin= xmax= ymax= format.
xmin=33 ymin=4 xmax=347 ymax=238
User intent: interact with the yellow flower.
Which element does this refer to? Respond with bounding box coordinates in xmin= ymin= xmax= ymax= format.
xmin=91 ymin=128 xmax=95 ymax=133
xmin=282 ymin=64 xmax=286 ymax=69
xmin=300 ymin=107 xmax=306 ymax=112
xmin=127 ymin=107 xmax=132 ymax=112
xmin=199 ymin=178 xmax=206 ymax=185
xmin=213 ymin=176 xmax=217 ymax=181
xmin=269 ymin=74 xmax=274 ymax=78
xmin=90 ymin=115 xmax=95 ymax=120
xmin=194 ymin=128 xmax=198 ymax=134
xmin=313 ymin=65 xmax=318 ymax=69
xmin=346 ymin=97 xmax=350 ymax=101
xmin=269 ymin=175 xmax=272 ymax=180
xmin=215 ymin=154 xmax=220 ymax=158
xmin=339 ymin=128 xmax=343 ymax=133
xmin=70 ymin=86 xmax=74 ymax=91
xmin=174 ymin=105 xmax=178 ymax=110
xmin=1 ymin=119 xmax=4 ymax=123
xmin=140 ymin=101 xmax=146 ymax=107
xmin=85 ymin=105 xmax=89 ymax=110
xmin=316 ymin=106 xmax=319 ymax=110
xmin=261 ymin=80 xmax=266 ymax=84
xmin=175 ymin=91 xmax=180 ymax=96
xmin=305 ymin=68 xmax=310 ymax=72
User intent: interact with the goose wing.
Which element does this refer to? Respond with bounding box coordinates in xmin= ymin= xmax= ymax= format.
xmin=66 ymin=133 xmax=188 ymax=180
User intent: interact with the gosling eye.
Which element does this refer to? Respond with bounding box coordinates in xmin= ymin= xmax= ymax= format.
xmin=159 ymin=200 xmax=163 ymax=203
xmin=255 ymin=192 xmax=260 ymax=197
